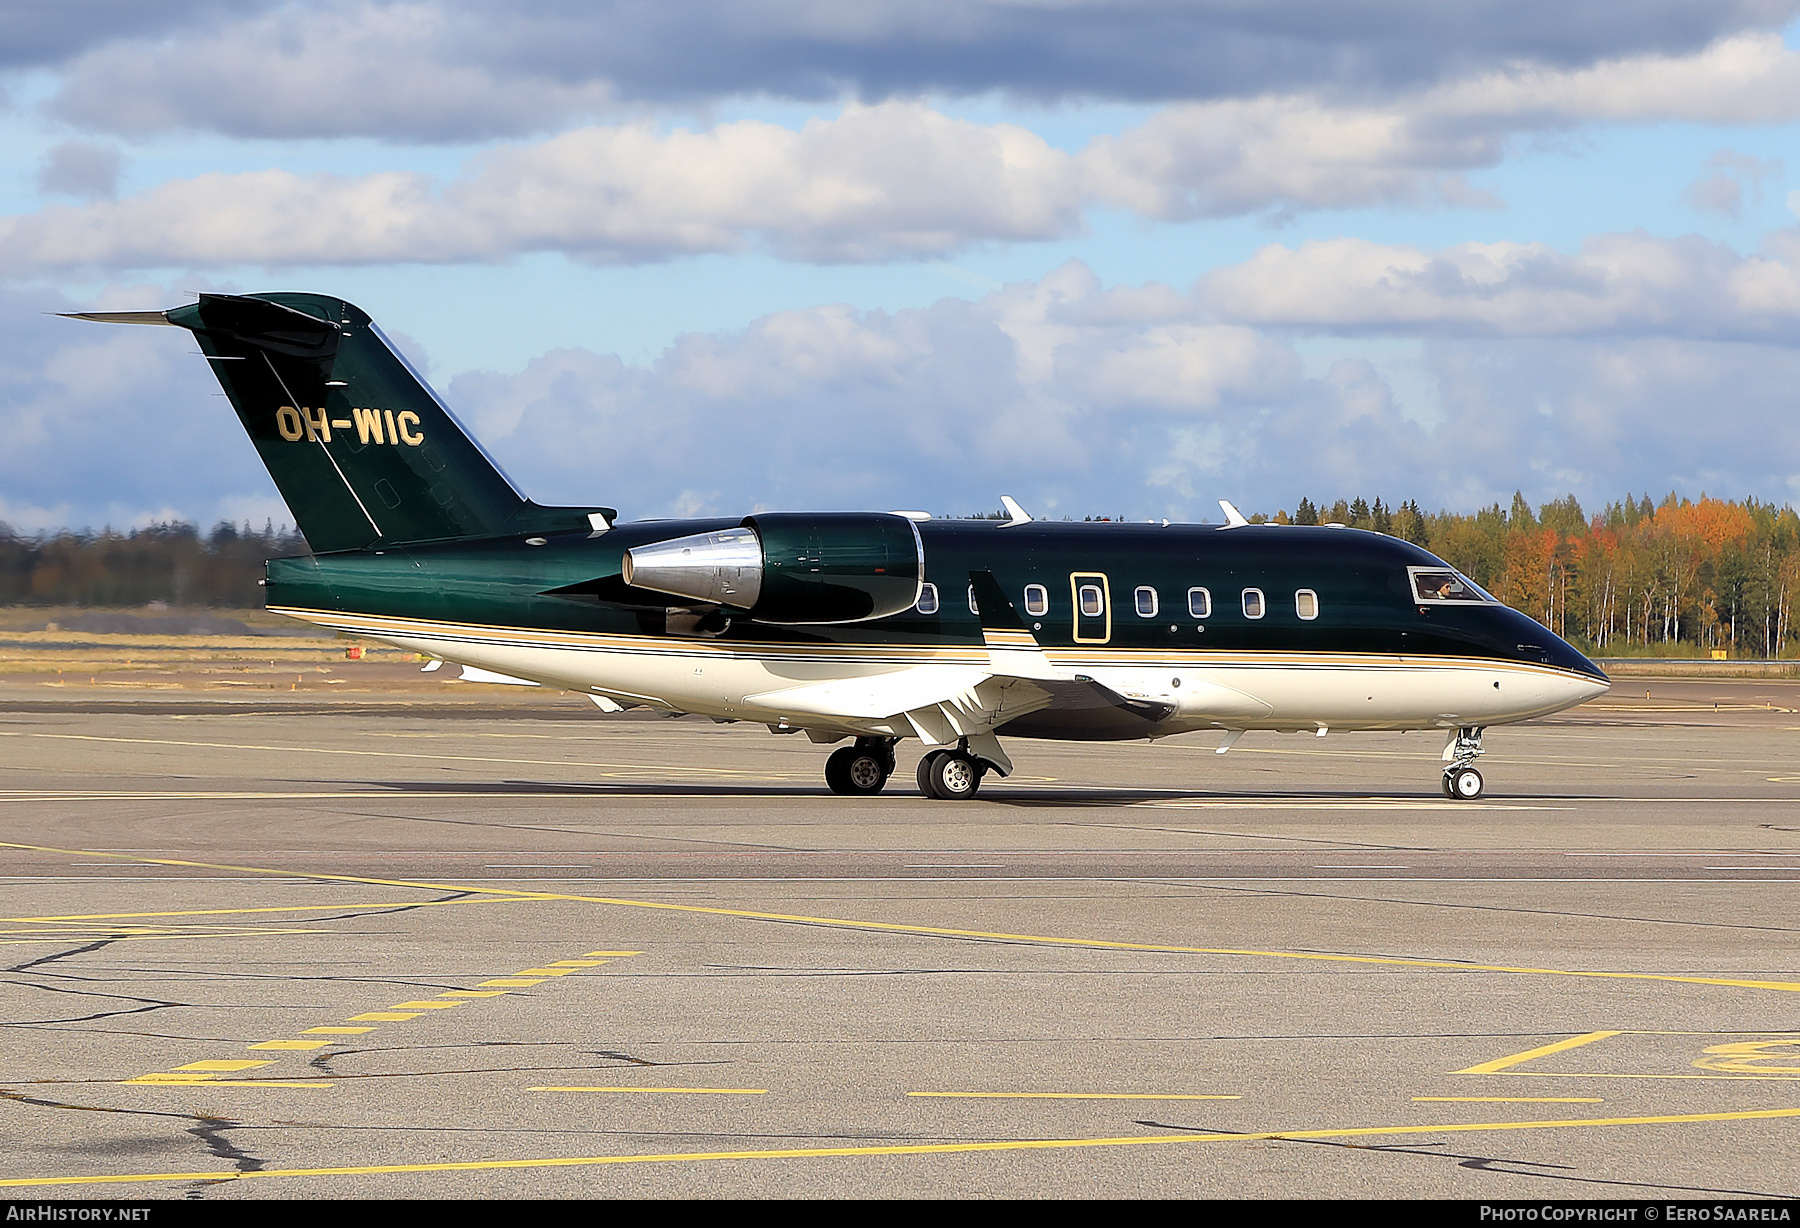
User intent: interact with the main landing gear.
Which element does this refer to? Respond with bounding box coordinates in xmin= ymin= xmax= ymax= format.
xmin=1442 ymin=726 xmax=1485 ymax=800
xmin=825 ymin=738 xmax=897 ymax=795
xmin=916 ymin=744 xmax=986 ymax=801
xmin=822 ymin=736 xmax=998 ymax=800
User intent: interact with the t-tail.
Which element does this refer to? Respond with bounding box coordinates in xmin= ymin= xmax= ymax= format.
xmin=64 ymin=293 xmax=612 ymax=553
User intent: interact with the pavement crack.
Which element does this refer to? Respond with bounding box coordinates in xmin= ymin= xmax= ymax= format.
xmin=589 ymin=1049 xmax=662 ymax=1066
xmin=3 ymin=937 xmax=193 ymax=1027
xmin=0 ymin=979 xmax=187 ymax=1028
xmin=1126 ymin=878 xmax=1800 ymax=934
xmin=182 ymin=1116 xmax=266 ymax=1196
xmin=7 ymin=937 xmax=120 ymax=974
xmin=1 ymin=1088 xmax=269 ymax=1197
xmin=1065 ymin=821 xmax=1429 ymax=851
xmin=291 ymin=889 xmax=479 ymax=923
xmin=1133 ymin=1120 xmax=1794 ymax=1198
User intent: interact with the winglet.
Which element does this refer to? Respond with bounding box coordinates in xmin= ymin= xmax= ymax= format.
xmin=968 ymin=570 xmax=1027 ymax=632
xmin=1218 ymin=499 xmax=1250 ymax=528
xmin=969 ymin=570 xmax=1067 ymax=681
xmin=999 ymin=495 xmax=1032 ymax=527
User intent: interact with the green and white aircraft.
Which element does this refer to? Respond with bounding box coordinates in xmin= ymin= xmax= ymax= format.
xmin=68 ymin=293 xmax=1609 ymax=800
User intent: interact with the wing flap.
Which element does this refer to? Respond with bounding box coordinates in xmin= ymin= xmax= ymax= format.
xmin=744 ymin=666 xmax=992 ymax=720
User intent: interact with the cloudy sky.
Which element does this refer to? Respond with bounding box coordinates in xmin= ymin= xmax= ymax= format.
xmin=7 ymin=1 xmax=1800 ymax=532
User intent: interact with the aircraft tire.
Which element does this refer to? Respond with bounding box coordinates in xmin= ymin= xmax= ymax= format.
xmin=827 ymin=746 xmax=888 ymax=795
xmin=915 ymin=750 xmax=946 ymax=798
xmin=1448 ymin=767 xmax=1484 ymax=800
xmin=928 ymin=752 xmax=983 ymax=801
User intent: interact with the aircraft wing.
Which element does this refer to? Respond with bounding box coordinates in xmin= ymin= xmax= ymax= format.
xmin=743 ymin=666 xmax=994 ymax=721
xmin=742 ymin=571 xmax=1188 ymax=752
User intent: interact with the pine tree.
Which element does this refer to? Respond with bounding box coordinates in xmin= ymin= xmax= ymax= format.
xmin=1371 ymin=497 xmax=1392 ymax=535
xmin=1349 ymin=496 xmax=1371 ymax=527
xmin=1394 ymin=499 xmax=1430 ymax=545
xmin=1510 ymin=491 xmax=1536 ymax=530
xmin=1294 ymin=497 xmax=1318 ymax=525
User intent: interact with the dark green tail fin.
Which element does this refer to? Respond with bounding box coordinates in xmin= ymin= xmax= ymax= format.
xmin=115 ymin=293 xmax=607 ymax=553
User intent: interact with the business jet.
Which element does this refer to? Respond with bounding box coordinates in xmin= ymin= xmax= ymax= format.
xmin=67 ymin=294 xmax=1609 ymax=801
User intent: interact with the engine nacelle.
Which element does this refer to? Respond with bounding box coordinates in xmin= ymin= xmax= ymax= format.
xmin=621 ymin=512 xmax=924 ymax=624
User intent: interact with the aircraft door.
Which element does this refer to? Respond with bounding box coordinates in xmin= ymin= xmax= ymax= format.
xmin=1070 ymin=572 xmax=1111 ymax=643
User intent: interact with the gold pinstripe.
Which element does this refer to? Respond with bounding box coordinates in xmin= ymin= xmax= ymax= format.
xmin=270 ymin=604 xmax=1597 ymax=684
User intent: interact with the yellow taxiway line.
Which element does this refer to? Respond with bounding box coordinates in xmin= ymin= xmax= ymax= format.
xmin=1414 ymin=1097 xmax=1603 ymax=1104
xmin=530 ymin=1087 xmax=767 ymax=1095
xmin=6 ymin=839 xmax=1799 ymax=999
xmin=5 ymin=839 xmax=1800 ymax=998
xmin=4 ymin=1107 xmax=1797 ymax=1189
xmin=909 ymin=1092 xmax=1239 ymax=1100
xmin=1457 ymin=1030 xmax=1624 ymax=1074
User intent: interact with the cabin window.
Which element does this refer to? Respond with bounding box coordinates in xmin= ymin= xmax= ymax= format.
xmin=1023 ymin=584 xmax=1048 ymax=616
xmin=1134 ymin=586 xmax=1158 ymax=617
xmin=1408 ymin=567 xmax=1493 ymax=605
xmin=1241 ymin=588 xmax=1265 ymax=619
xmin=1187 ymin=587 xmax=1212 ymax=618
xmin=916 ymin=583 xmax=939 ymax=615
xmin=1296 ymin=589 xmax=1319 ymax=620
xmin=1079 ymin=584 xmax=1104 ymax=617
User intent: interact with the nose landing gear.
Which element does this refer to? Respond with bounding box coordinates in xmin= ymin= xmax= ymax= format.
xmin=1441 ymin=726 xmax=1485 ymax=800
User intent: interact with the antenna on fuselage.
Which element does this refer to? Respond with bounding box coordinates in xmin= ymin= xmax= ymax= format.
xmin=999 ymin=495 xmax=1032 ymax=527
xmin=1217 ymin=499 xmax=1250 ymax=528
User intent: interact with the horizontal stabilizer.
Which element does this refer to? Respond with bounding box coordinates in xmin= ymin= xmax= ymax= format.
xmin=57 ymin=310 xmax=178 ymax=326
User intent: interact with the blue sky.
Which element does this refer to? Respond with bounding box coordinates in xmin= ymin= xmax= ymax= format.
xmin=5 ymin=2 xmax=1800 ymax=531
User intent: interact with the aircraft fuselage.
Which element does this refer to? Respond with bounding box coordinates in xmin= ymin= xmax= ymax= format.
xmin=266 ymin=516 xmax=1607 ymax=744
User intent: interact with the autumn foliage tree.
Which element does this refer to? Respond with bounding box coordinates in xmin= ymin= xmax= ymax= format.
xmin=1281 ymin=492 xmax=1800 ymax=657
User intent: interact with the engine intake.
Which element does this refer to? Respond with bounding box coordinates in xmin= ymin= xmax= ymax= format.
xmin=621 ymin=512 xmax=924 ymax=624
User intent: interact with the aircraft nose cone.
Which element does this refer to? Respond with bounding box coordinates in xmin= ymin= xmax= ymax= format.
xmin=1542 ymin=657 xmax=1609 ymax=716
xmin=1570 ymin=671 xmax=1611 ymax=704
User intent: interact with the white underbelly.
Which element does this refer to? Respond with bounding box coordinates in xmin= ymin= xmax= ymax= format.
xmin=276 ymin=608 xmax=1605 ymax=734
xmin=1086 ymin=657 xmax=1606 ymax=729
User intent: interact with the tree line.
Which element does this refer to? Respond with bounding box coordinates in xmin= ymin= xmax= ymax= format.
xmin=1271 ymin=492 xmax=1800 ymax=658
xmin=5 ymin=495 xmax=1799 ymax=656
xmin=0 ymin=521 xmax=308 ymax=609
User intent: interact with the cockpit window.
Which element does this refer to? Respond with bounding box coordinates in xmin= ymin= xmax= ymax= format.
xmin=1408 ymin=566 xmax=1494 ymax=604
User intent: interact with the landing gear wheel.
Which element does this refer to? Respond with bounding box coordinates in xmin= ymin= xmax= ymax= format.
xmin=927 ymin=751 xmax=983 ymax=801
xmin=1446 ymin=767 xmax=1484 ymax=800
xmin=915 ymin=750 xmax=947 ymax=798
xmin=826 ymin=746 xmax=889 ymax=795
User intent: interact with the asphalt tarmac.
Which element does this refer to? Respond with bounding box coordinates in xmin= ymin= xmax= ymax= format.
xmin=1 ymin=678 xmax=1798 ymax=1200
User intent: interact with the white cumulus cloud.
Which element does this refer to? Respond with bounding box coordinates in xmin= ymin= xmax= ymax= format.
xmin=34 ymin=1 xmax=1800 ymax=140
xmin=17 ymin=29 xmax=1800 ymax=277
xmin=12 ymin=253 xmax=1800 ymax=532
xmin=0 ymin=105 xmax=1083 ymax=271
xmin=1196 ymin=232 xmax=1800 ymax=339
